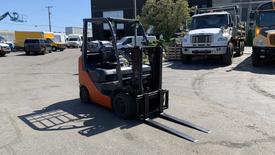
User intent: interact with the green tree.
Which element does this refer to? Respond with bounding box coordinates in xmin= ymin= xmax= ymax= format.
xmin=140 ymin=0 xmax=190 ymax=40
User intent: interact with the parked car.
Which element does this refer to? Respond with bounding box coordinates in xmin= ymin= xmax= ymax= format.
xmin=0 ymin=43 xmax=11 ymax=57
xmin=117 ymin=35 xmax=157 ymax=49
xmin=66 ymin=34 xmax=83 ymax=48
xmin=24 ymin=39 xmax=52 ymax=55
xmin=0 ymin=36 xmax=11 ymax=56
xmin=7 ymin=41 xmax=16 ymax=52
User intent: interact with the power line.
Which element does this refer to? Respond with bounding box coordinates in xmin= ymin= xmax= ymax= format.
xmin=0 ymin=21 xmax=65 ymax=28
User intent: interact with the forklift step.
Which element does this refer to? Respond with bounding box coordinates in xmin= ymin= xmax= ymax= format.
xmin=160 ymin=113 xmax=211 ymax=134
xmin=144 ymin=118 xmax=198 ymax=143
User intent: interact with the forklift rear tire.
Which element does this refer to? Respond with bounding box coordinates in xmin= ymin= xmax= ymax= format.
xmin=113 ymin=93 xmax=136 ymax=119
xmin=80 ymin=86 xmax=91 ymax=104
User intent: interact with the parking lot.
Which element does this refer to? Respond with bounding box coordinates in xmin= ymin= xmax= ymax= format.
xmin=0 ymin=47 xmax=275 ymax=155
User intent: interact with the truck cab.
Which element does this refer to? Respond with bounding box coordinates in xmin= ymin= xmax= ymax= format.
xmin=182 ymin=6 xmax=245 ymax=65
xmin=251 ymin=1 xmax=275 ymax=66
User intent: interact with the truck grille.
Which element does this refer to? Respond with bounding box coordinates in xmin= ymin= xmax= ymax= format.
xmin=270 ymin=35 xmax=275 ymax=46
xmin=192 ymin=35 xmax=212 ymax=44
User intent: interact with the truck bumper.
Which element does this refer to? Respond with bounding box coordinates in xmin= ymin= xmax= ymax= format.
xmin=253 ymin=46 xmax=275 ymax=60
xmin=182 ymin=46 xmax=227 ymax=55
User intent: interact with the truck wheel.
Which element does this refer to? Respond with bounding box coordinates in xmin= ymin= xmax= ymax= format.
xmin=252 ymin=52 xmax=261 ymax=67
xmin=181 ymin=54 xmax=192 ymax=64
xmin=80 ymin=86 xmax=91 ymax=104
xmin=0 ymin=53 xmax=5 ymax=57
xmin=236 ymin=41 xmax=244 ymax=57
xmin=113 ymin=93 xmax=136 ymax=119
xmin=60 ymin=49 xmax=64 ymax=52
xmin=222 ymin=43 xmax=233 ymax=66
xmin=52 ymin=47 xmax=57 ymax=51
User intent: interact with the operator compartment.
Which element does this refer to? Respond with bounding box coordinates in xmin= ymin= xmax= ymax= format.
xmin=86 ymin=40 xmax=152 ymax=95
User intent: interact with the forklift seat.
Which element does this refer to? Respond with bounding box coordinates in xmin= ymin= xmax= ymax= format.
xmin=88 ymin=65 xmax=151 ymax=83
xmin=86 ymin=51 xmax=151 ymax=83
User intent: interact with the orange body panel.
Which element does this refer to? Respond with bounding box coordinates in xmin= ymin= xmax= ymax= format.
xmin=78 ymin=57 xmax=112 ymax=109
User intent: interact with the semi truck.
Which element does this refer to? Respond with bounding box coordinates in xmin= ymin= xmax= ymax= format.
xmin=250 ymin=1 xmax=275 ymax=66
xmin=181 ymin=6 xmax=246 ymax=65
xmin=15 ymin=31 xmax=66 ymax=51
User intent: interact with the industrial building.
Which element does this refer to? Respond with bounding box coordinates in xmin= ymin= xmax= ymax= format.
xmin=65 ymin=27 xmax=93 ymax=37
xmin=91 ymin=0 xmax=212 ymax=39
xmin=0 ymin=30 xmax=15 ymax=42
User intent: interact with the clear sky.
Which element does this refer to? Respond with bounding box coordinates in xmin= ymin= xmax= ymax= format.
xmin=0 ymin=0 xmax=91 ymax=32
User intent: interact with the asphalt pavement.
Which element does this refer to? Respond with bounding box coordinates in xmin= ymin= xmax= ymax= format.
xmin=0 ymin=48 xmax=275 ymax=155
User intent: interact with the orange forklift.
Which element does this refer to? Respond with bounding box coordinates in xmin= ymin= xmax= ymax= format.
xmin=78 ymin=17 xmax=210 ymax=142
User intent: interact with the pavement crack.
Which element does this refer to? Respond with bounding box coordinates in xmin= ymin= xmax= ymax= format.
xmin=200 ymin=136 xmax=275 ymax=149
xmin=192 ymin=71 xmax=227 ymax=109
xmin=249 ymin=77 xmax=275 ymax=100
xmin=0 ymin=109 xmax=22 ymax=150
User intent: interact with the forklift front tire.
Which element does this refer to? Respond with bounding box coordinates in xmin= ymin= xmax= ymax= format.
xmin=113 ymin=93 xmax=136 ymax=119
xmin=80 ymin=86 xmax=91 ymax=104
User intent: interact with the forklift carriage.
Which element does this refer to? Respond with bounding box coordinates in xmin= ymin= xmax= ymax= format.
xmin=79 ymin=17 xmax=210 ymax=142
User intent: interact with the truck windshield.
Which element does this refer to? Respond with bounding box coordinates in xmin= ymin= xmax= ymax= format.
xmin=191 ymin=14 xmax=228 ymax=30
xmin=54 ymin=35 xmax=61 ymax=42
xmin=68 ymin=38 xmax=79 ymax=41
xmin=25 ymin=40 xmax=39 ymax=43
xmin=257 ymin=11 xmax=275 ymax=27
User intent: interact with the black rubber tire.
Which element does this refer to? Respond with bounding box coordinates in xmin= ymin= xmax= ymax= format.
xmin=181 ymin=54 xmax=192 ymax=64
xmin=52 ymin=47 xmax=57 ymax=51
xmin=60 ymin=49 xmax=64 ymax=52
xmin=80 ymin=86 xmax=91 ymax=104
xmin=41 ymin=48 xmax=47 ymax=55
xmin=222 ymin=43 xmax=233 ymax=66
xmin=113 ymin=93 xmax=136 ymax=119
xmin=252 ymin=52 xmax=261 ymax=67
xmin=0 ymin=53 xmax=5 ymax=57
xmin=235 ymin=41 xmax=244 ymax=57
xmin=25 ymin=51 xmax=30 ymax=55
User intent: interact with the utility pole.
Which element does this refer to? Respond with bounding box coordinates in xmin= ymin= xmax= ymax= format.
xmin=46 ymin=6 xmax=53 ymax=32
xmin=134 ymin=0 xmax=137 ymax=46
